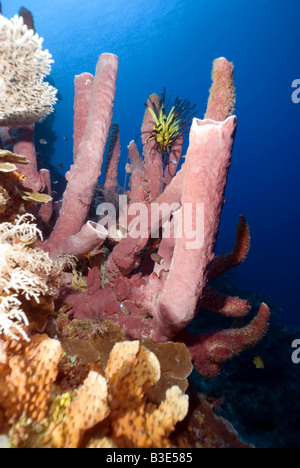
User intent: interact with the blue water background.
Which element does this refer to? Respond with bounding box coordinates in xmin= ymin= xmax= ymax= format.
xmin=3 ymin=0 xmax=300 ymax=325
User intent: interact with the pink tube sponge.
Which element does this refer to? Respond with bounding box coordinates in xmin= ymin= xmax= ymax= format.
xmin=73 ymin=73 xmax=94 ymax=163
xmin=45 ymin=53 xmax=118 ymax=255
xmin=14 ymin=125 xmax=43 ymax=193
xmin=187 ymin=303 xmax=270 ymax=378
xmin=48 ymin=221 xmax=108 ymax=257
xmin=142 ymin=94 xmax=164 ymax=202
xmin=153 ymin=116 xmax=237 ymax=340
xmin=205 ymin=57 xmax=236 ymax=121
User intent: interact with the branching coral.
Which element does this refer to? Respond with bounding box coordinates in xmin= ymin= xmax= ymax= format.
xmin=0 ymin=295 xmax=29 ymax=342
xmin=0 ymin=213 xmax=76 ymax=341
xmin=0 ymin=14 xmax=57 ymax=126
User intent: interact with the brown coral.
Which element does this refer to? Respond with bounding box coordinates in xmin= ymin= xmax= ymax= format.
xmin=0 ymin=149 xmax=52 ymax=222
xmin=141 ymin=339 xmax=193 ymax=404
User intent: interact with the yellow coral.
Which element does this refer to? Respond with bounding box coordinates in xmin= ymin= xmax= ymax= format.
xmin=42 ymin=340 xmax=188 ymax=448
xmin=106 ymin=341 xmax=188 ymax=448
xmin=0 ymin=334 xmax=62 ymax=424
xmin=50 ymin=392 xmax=73 ymax=425
xmin=50 ymin=371 xmax=109 ymax=448
xmin=144 ymin=386 xmax=189 ymax=447
xmin=0 ymin=149 xmax=29 ymax=173
xmin=87 ymin=437 xmax=118 ymax=449
xmin=0 ymin=338 xmax=189 ymax=448
xmin=106 ymin=340 xmax=161 ymax=413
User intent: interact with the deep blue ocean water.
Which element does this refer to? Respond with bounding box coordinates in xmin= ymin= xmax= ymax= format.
xmin=3 ymin=0 xmax=300 ymax=327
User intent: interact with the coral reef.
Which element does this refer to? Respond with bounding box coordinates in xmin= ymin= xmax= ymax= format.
xmin=0 ymin=4 xmax=273 ymax=449
xmin=0 ymin=314 xmax=252 ymax=448
xmin=0 ymin=9 xmax=55 ymax=198
xmin=37 ymin=54 xmax=268 ymax=377
xmin=0 ymin=15 xmax=269 ymax=377
xmin=0 ymin=324 xmax=192 ymax=448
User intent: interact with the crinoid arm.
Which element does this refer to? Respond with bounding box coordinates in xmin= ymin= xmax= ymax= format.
xmin=144 ymin=89 xmax=196 ymax=166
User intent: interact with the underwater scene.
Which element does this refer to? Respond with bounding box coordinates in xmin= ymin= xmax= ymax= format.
xmin=0 ymin=0 xmax=299 ymax=450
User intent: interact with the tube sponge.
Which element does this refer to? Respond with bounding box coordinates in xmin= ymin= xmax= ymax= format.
xmin=205 ymin=57 xmax=236 ymax=121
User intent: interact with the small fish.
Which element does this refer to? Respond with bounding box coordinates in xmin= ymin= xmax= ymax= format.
xmin=125 ymin=163 xmax=132 ymax=174
xmin=120 ymin=303 xmax=130 ymax=315
xmin=53 ymin=180 xmax=59 ymax=185
xmin=58 ymin=164 xmax=64 ymax=169
xmin=170 ymin=158 xmax=178 ymax=164
xmin=252 ymin=356 xmax=264 ymax=369
xmin=39 ymin=139 xmax=48 ymax=145
xmin=150 ymin=252 xmax=164 ymax=265
xmin=63 ymin=136 xmax=68 ymax=141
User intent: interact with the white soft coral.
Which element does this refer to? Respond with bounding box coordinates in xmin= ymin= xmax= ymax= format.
xmin=0 ymin=294 xmax=29 ymax=342
xmin=0 ymin=14 xmax=57 ymax=126
xmin=0 ymin=214 xmax=75 ymax=341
